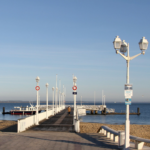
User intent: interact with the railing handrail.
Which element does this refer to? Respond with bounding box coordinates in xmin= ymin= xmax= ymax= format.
xmin=130 ymin=135 xmax=150 ymax=143
xmin=101 ymin=126 xmax=150 ymax=143
xmin=101 ymin=126 xmax=118 ymax=135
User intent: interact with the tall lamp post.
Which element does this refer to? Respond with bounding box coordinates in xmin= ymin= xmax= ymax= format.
xmin=73 ymin=76 xmax=77 ymax=124
xmin=59 ymin=80 xmax=61 ymax=110
xmin=62 ymin=85 xmax=64 ymax=109
xmin=46 ymin=83 xmax=49 ymax=119
xmin=35 ymin=76 xmax=40 ymax=125
xmin=61 ymin=93 xmax=62 ymax=108
xmin=113 ymin=36 xmax=148 ymax=149
xmin=52 ymin=87 xmax=55 ymax=115
xmin=55 ymin=75 xmax=58 ymax=113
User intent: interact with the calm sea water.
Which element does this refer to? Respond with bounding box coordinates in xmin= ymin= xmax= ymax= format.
xmin=0 ymin=102 xmax=150 ymax=125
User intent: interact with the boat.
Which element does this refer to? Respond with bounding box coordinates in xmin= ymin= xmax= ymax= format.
xmin=10 ymin=103 xmax=41 ymax=115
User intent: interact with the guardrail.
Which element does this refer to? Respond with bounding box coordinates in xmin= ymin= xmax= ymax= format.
xmin=99 ymin=126 xmax=150 ymax=150
xmin=17 ymin=106 xmax=65 ymax=133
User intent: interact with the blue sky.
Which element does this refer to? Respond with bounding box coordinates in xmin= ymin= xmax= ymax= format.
xmin=0 ymin=0 xmax=150 ymax=102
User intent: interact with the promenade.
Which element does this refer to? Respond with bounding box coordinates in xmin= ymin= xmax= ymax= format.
xmin=0 ymin=131 xmax=121 ymax=150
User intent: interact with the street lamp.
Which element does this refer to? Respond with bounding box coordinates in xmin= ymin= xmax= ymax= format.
xmin=113 ymin=36 xmax=148 ymax=149
xmin=61 ymin=92 xmax=63 ymax=108
xmin=45 ymin=83 xmax=49 ymax=119
xmin=59 ymin=80 xmax=61 ymax=110
xmin=62 ymin=85 xmax=65 ymax=109
xmin=52 ymin=87 xmax=55 ymax=115
xmin=73 ymin=76 xmax=77 ymax=124
xmin=35 ymin=76 xmax=40 ymax=125
xmin=55 ymin=74 xmax=58 ymax=113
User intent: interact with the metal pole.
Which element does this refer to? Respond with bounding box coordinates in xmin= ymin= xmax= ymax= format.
xmin=46 ymin=85 xmax=48 ymax=119
xmin=102 ymin=90 xmax=103 ymax=105
xmin=59 ymin=91 xmax=60 ymax=110
xmin=52 ymin=87 xmax=55 ymax=115
xmin=94 ymin=92 xmax=95 ymax=105
xmin=36 ymin=82 xmax=39 ymax=125
xmin=63 ymin=85 xmax=64 ymax=108
xmin=59 ymin=80 xmax=61 ymax=109
xmin=64 ymin=87 xmax=66 ymax=108
xmin=61 ymin=93 xmax=62 ymax=108
xmin=73 ymin=83 xmax=76 ymax=121
xmin=55 ymin=75 xmax=58 ymax=113
xmin=104 ymin=95 xmax=105 ymax=106
xmin=81 ymin=96 xmax=82 ymax=106
xmin=125 ymin=43 xmax=130 ymax=149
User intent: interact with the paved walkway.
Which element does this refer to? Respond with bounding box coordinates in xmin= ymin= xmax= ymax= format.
xmin=0 ymin=131 xmax=121 ymax=150
xmin=29 ymin=108 xmax=74 ymax=132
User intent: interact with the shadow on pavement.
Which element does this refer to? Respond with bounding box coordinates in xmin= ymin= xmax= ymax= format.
xmin=77 ymin=133 xmax=120 ymax=149
xmin=0 ymin=124 xmax=17 ymax=132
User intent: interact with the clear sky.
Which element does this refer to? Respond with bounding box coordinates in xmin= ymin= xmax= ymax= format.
xmin=0 ymin=0 xmax=150 ymax=102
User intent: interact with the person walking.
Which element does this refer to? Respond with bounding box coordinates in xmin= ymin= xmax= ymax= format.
xmin=68 ymin=106 xmax=71 ymax=115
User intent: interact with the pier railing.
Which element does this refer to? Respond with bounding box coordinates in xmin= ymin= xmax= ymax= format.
xmin=17 ymin=106 xmax=64 ymax=133
xmin=99 ymin=126 xmax=150 ymax=150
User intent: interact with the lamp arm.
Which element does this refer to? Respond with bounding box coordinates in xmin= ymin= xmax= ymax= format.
xmin=117 ymin=50 xmax=128 ymax=60
xmin=130 ymin=53 xmax=142 ymax=60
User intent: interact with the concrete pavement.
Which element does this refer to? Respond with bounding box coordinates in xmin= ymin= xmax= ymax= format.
xmin=0 ymin=131 xmax=120 ymax=150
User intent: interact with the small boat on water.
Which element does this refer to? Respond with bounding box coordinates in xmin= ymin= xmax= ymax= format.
xmin=10 ymin=103 xmax=41 ymax=115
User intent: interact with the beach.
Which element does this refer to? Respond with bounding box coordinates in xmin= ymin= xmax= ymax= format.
xmin=0 ymin=120 xmax=17 ymax=132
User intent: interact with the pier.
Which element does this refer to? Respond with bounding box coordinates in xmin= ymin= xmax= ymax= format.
xmin=29 ymin=108 xmax=74 ymax=132
xmin=2 ymin=105 xmax=141 ymax=115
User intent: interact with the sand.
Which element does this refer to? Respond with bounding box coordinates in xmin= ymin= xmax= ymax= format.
xmin=80 ymin=122 xmax=150 ymax=147
xmin=0 ymin=120 xmax=17 ymax=132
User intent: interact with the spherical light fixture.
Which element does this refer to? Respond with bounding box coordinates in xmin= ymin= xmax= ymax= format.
xmin=36 ymin=76 xmax=40 ymax=83
xmin=45 ymin=83 xmax=49 ymax=87
xmin=73 ymin=76 xmax=77 ymax=83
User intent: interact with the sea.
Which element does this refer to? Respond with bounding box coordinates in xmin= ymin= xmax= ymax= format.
xmin=0 ymin=102 xmax=150 ymax=125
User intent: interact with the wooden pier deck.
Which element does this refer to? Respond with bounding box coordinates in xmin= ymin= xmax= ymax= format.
xmin=29 ymin=107 xmax=74 ymax=132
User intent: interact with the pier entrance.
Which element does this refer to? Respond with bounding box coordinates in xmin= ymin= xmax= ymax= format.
xmin=29 ymin=108 xmax=74 ymax=132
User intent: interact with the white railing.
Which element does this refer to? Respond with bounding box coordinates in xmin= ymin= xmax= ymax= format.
xmin=99 ymin=126 xmax=150 ymax=150
xmin=17 ymin=106 xmax=65 ymax=133
xmin=66 ymin=105 xmax=114 ymax=112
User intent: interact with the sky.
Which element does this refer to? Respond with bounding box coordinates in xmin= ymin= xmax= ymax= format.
xmin=0 ymin=0 xmax=150 ymax=103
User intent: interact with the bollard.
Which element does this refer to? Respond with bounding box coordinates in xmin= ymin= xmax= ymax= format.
xmin=137 ymin=107 xmax=140 ymax=115
xmin=118 ymin=131 xmax=125 ymax=148
xmin=95 ymin=110 xmax=98 ymax=114
xmin=3 ymin=107 xmax=5 ymax=114
xmin=104 ymin=108 xmax=106 ymax=115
